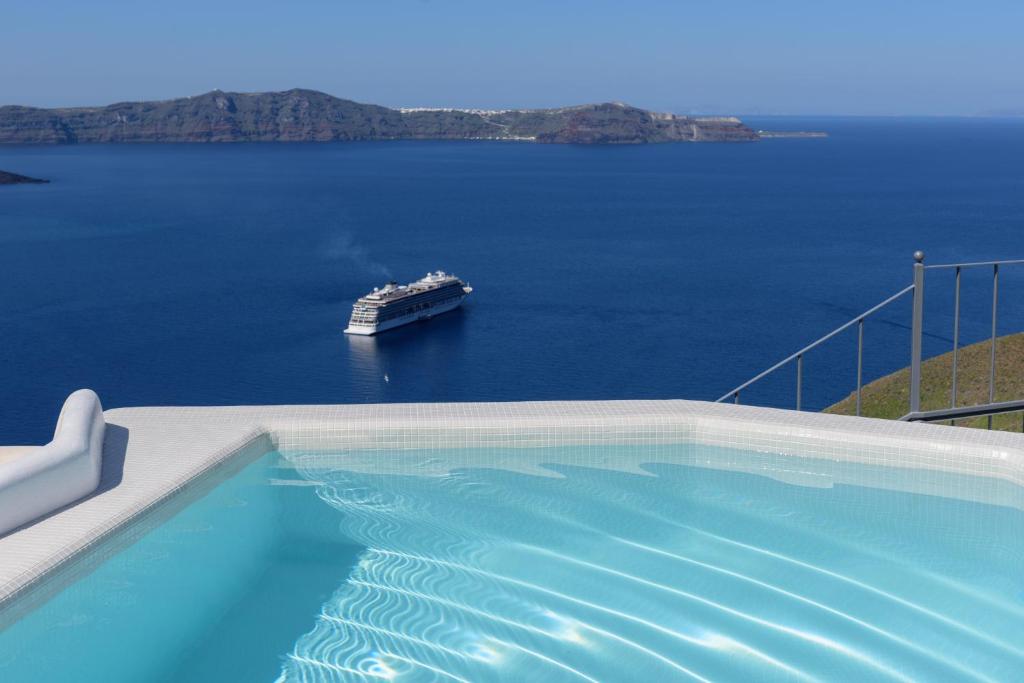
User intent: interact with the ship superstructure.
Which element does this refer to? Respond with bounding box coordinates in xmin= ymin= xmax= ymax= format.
xmin=344 ymin=271 xmax=472 ymax=335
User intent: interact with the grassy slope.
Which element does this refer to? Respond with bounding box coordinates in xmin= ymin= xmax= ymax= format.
xmin=825 ymin=332 xmax=1024 ymax=431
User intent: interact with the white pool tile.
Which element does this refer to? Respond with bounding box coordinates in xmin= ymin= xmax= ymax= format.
xmin=1 ymin=399 xmax=1023 ymax=609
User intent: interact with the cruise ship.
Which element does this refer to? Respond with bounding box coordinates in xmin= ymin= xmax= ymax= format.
xmin=344 ymin=271 xmax=472 ymax=335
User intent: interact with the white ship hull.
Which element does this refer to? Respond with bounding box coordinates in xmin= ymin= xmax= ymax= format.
xmin=344 ymin=294 xmax=466 ymax=335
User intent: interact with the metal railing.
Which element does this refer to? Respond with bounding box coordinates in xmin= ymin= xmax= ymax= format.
xmin=715 ymin=285 xmax=914 ymax=414
xmin=717 ymin=251 xmax=1024 ymax=427
xmin=906 ymin=256 xmax=1024 ymax=425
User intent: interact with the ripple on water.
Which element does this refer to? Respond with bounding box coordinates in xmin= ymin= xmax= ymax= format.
xmin=278 ymin=447 xmax=1024 ymax=682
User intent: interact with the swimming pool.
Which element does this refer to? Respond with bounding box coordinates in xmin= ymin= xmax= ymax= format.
xmin=1 ymin=432 xmax=1022 ymax=682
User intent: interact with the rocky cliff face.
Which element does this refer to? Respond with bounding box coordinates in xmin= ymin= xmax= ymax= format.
xmin=0 ymin=89 xmax=758 ymax=144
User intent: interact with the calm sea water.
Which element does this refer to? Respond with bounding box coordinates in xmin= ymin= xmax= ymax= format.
xmin=2 ymin=117 xmax=1024 ymax=442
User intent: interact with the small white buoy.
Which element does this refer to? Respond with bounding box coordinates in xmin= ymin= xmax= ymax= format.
xmin=384 ymin=374 xmax=390 ymax=383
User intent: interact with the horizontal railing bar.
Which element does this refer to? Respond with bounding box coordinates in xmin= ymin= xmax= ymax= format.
xmin=716 ymin=284 xmax=915 ymax=402
xmin=900 ymin=398 xmax=1024 ymax=422
xmin=925 ymin=258 xmax=1024 ymax=270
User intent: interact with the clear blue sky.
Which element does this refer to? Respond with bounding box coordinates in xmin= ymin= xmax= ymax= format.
xmin=3 ymin=0 xmax=1022 ymax=115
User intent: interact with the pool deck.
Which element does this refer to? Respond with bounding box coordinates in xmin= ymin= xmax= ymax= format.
xmin=2 ymin=399 xmax=1024 ymax=611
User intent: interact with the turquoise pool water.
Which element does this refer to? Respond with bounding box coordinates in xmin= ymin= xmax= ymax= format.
xmin=1 ymin=445 xmax=1022 ymax=681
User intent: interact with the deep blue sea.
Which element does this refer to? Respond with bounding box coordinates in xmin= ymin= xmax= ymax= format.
xmin=2 ymin=117 xmax=1024 ymax=443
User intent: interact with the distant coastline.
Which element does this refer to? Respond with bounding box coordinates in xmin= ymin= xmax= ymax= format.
xmin=0 ymin=170 xmax=47 ymax=185
xmin=757 ymin=130 xmax=828 ymax=139
xmin=0 ymin=89 xmax=761 ymax=145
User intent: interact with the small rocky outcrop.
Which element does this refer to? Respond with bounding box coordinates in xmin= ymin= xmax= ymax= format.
xmin=0 ymin=170 xmax=48 ymax=184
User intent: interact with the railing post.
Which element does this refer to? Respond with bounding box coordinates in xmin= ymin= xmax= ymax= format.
xmin=796 ymin=354 xmax=803 ymax=411
xmin=856 ymin=319 xmax=864 ymax=417
xmin=988 ymin=263 xmax=999 ymax=429
xmin=909 ymin=251 xmax=925 ymax=415
xmin=951 ymin=265 xmax=960 ymax=415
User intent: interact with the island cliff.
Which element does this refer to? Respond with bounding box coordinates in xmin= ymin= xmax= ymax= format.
xmin=0 ymin=89 xmax=758 ymax=145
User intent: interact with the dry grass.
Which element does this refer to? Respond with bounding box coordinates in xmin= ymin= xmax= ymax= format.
xmin=825 ymin=332 xmax=1024 ymax=432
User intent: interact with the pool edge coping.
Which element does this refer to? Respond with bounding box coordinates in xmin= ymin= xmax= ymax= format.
xmin=2 ymin=398 xmax=1023 ymax=611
